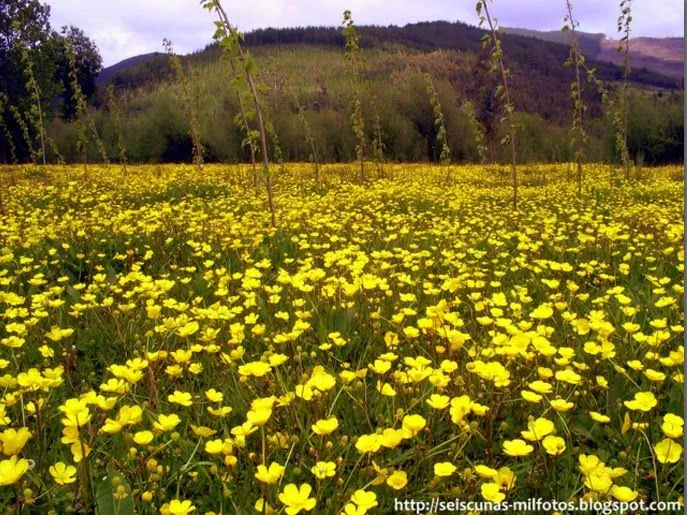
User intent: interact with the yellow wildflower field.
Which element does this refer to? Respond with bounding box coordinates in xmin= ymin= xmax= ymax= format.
xmin=0 ymin=163 xmax=683 ymax=513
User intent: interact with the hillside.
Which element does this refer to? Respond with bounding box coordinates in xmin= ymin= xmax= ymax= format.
xmin=503 ymin=27 xmax=684 ymax=80
xmin=502 ymin=27 xmax=605 ymax=58
xmin=99 ymin=21 xmax=680 ymax=92
xmin=97 ymin=52 xmax=162 ymax=83
xmin=57 ymin=21 xmax=681 ymax=167
xmin=598 ymin=37 xmax=683 ymax=80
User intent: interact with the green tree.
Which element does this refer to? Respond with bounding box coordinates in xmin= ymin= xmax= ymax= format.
xmin=54 ymin=26 xmax=102 ymax=120
xmin=342 ymin=10 xmax=366 ymax=183
xmin=0 ymin=2 xmax=101 ymax=163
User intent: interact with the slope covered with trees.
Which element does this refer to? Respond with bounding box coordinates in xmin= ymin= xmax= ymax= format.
xmin=2 ymin=12 xmax=683 ymax=166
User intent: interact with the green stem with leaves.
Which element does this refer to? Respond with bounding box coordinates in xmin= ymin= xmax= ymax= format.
xmin=477 ymin=0 xmax=519 ymax=210
xmin=204 ymin=0 xmax=277 ymax=227
xmin=20 ymin=46 xmax=46 ymax=165
xmin=563 ymin=0 xmax=588 ymax=198
xmin=106 ymin=85 xmax=128 ymax=172
xmin=342 ymin=10 xmax=366 ymax=184
xmin=617 ymin=0 xmax=633 ymax=179
xmin=163 ymin=39 xmax=204 ymax=170
xmin=424 ymin=73 xmax=451 ymax=179
xmin=64 ymin=27 xmax=109 ymax=168
xmin=286 ymin=79 xmax=320 ymax=183
xmin=461 ymin=101 xmax=487 ymax=163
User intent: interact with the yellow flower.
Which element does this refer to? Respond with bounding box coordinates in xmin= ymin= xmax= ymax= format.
xmin=247 ymin=407 xmax=272 ymax=426
xmin=644 ymin=369 xmax=666 ymax=382
xmin=369 ymin=359 xmax=392 ymax=375
xmin=401 ymin=414 xmax=426 ymax=438
xmin=154 ymin=413 xmax=181 ymax=432
xmin=190 ymin=425 xmax=217 ymax=438
xmin=0 ymin=427 xmax=31 ymax=456
xmin=555 ymin=369 xmax=582 ymax=385
xmin=610 ymin=485 xmax=638 ymax=502
xmin=528 ymin=380 xmax=553 ymax=394
xmin=0 ymin=455 xmax=30 ymax=486
xmin=278 ymin=483 xmax=317 ymax=515
xmin=623 ymin=391 xmax=657 ymax=411
xmin=176 ymin=321 xmax=199 ymax=337
xmin=590 ymin=412 xmax=610 ymax=424
xmin=380 ymin=428 xmax=404 ymax=449
xmin=162 ymin=499 xmax=196 ymax=515
xmin=542 ymin=435 xmax=566 ymax=456
xmin=433 ymin=462 xmax=457 ymax=477
xmin=503 ymin=439 xmax=534 ymax=457
xmin=238 ymin=361 xmax=272 ymax=377
xmin=530 ymin=304 xmax=554 ymax=320
xmin=343 ymin=503 xmax=365 ymax=515
xmin=521 ymin=418 xmax=554 ymax=441
xmin=481 ymin=482 xmax=505 ymax=502
xmin=45 ymin=326 xmax=74 ymax=342
xmin=386 ymin=470 xmax=407 ymax=490
xmin=661 ymin=414 xmax=684 ymax=439
xmin=350 ymin=489 xmax=378 ymax=511
xmin=549 ymin=398 xmax=574 ymax=412
xmin=256 ymin=462 xmax=285 ymax=484
xmin=49 ymin=462 xmax=77 ymax=485
xmin=307 ymin=367 xmax=336 ymax=392
xmin=584 ymin=471 xmax=613 ymax=492
xmin=310 ymin=461 xmax=336 ymax=479
xmin=520 ymin=390 xmax=542 ymax=403
xmin=205 ymin=389 xmax=224 ymax=403
xmin=474 ymin=464 xmax=498 ymax=479
xmin=168 ymin=391 xmax=193 ymax=407
xmin=59 ymin=399 xmax=91 ymax=428
xmin=376 ymin=382 xmax=396 ymax=396
xmin=578 ymin=454 xmax=604 ymax=475
xmin=654 ymin=438 xmax=682 ymax=464
xmin=311 ymin=417 xmax=339 ymax=436
xmin=133 ymin=431 xmax=154 ymax=445
xmin=355 ymin=434 xmax=382 ymax=454
xmin=205 ymin=439 xmax=226 ymax=455
xmin=403 ymin=326 xmax=420 ymax=339
xmin=495 ymin=467 xmax=516 ymax=490
xmin=254 ymin=498 xmax=278 ymax=515
xmin=426 ymin=394 xmax=450 ymax=409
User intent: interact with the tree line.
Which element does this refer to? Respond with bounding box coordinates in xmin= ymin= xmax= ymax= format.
xmin=0 ymin=1 xmax=683 ymax=167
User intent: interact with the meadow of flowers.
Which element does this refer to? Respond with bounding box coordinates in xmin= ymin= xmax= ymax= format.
xmin=0 ymin=163 xmax=683 ymax=514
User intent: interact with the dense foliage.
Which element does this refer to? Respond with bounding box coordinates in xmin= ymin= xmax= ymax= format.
xmin=0 ymin=0 xmax=102 ymax=163
xmin=51 ymin=43 xmax=681 ymax=167
xmin=90 ymin=22 xmax=683 ymax=166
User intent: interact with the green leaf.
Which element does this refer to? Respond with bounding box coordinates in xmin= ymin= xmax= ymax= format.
xmin=95 ymin=468 xmax=134 ymax=515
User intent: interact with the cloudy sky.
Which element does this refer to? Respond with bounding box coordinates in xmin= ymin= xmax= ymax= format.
xmin=45 ymin=0 xmax=684 ymax=67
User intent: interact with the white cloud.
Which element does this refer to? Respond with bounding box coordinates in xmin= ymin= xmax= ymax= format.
xmin=45 ymin=0 xmax=683 ymax=67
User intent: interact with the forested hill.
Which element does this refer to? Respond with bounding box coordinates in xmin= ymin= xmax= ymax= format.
xmin=101 ymin=21 xmax=680 ymax=91
xmin=69 ymin=21 xmax=682 ymax=166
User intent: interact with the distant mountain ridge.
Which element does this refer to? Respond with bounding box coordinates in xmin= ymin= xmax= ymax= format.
xmin=97 ymin=21 xmax=682 ymax=88
xmin=502 ymin=27 xmax=684 ymax=79
xmin=97 ymin=52 xmax=162 ymax=84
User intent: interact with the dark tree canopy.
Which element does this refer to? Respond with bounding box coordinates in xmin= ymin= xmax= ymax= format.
xmin=0 ymin=0 xmax=102 ymax=161
xmin=56 ymin=25 xmax=103 ymax=119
